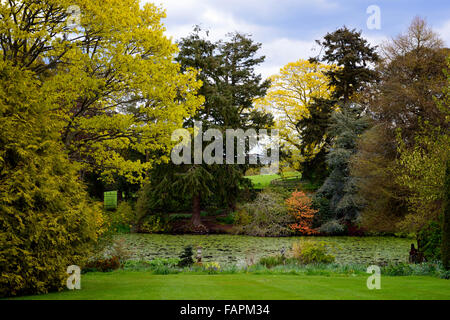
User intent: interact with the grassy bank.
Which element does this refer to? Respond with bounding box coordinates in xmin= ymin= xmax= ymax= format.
xmin=10 ymin=272 xmax=450 ymax=300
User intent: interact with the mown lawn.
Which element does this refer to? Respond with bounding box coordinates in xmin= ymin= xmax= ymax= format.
xmin=245 ymin=172 xmax=301 ymax=190
xmin=10 ymin=272 xmax=450 ymax=300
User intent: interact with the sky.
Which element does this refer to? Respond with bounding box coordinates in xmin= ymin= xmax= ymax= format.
xmin=148 ymin=0 xmax=450 ymax=79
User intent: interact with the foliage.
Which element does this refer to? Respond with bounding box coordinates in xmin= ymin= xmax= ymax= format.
xmin=254 ymin=59 xmax=336 ymax=172
xmin=443 ymin=160 xmax=450 ymax=270
xmin=107 ymin=201 xmax=136 ymax=233
xmin=234 ymin=190 xmax=294 ymax=237
xmin=296 ymin=98 xmax=337 ymax=183
xmin=216 ymin=213 xmax=236 ymax=225
xmin=139 ymin=215 xmax=171 ymax=234
xmin=316 ymin=105 xmax=370 ymax=222
xmin=201 ymin=262 xmax=221 ymax=274
xmin=319 ymin=220 xmax=346 ymax=235
xmin=312 ymin=26 xmax=379 ymax=225
xmin=0 ymin=0 xmax=203 ymax=184
xmin=84 ymin=257 xmax=121 ymax=273
xmin=395 ymin=125 xmax=449 ymax=231
xmin=257 ymin=255 xmax=287 ymax=268
xmin=417 ymin=220 xmax=442 ymax=262
xmin=147 ymin=28 xmax=274 ymax=227
xmin=286 ymin=191 xmax=318 ymax=235
xmin=0 ymin=61 xmax=104 ymax=298
xmin=178 ymin=246 xmax=195 ymax=268
xmin=313 ymin=26 xmax=379 ymax=104
xmin=351 ymin=125 xmax=407 ymax=232
xmin=352 ymin=18 xmax=448 ymax=232
xmin=291 ymin=240 xmax=335 ymax=264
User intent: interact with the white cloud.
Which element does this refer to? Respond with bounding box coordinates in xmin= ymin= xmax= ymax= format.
xmin=435 ymin=20 xmax=450 ymax=46
xmin=258 ymin=38 xmax=317 ymax=78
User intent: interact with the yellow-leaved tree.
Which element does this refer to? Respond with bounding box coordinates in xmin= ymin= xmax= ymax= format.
xmin=0 ymin=0 xmax=204 ymax=184
xmin=254 ymin=59 xmax=335 ymax=173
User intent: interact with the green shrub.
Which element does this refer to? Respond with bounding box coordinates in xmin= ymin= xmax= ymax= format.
xmin=139 ymin=215 xmax=171 ymax=233
xmin=418 ymin=220 xmax=442 ymax=262
xmin=0 ymin=62 xmax=104 ymax=297
xmin=291 ymin=240 xmax=335 ymax=264
xmin=258 ymin=255 xmax=287 ymax=268
xmin=217 ymin=213 xmax=236 ymax=225
xmin=319 ymin=219 xmax=346 ymax=235
xmin=107 ymin=201 xmax=136 ymax=233
xmin=234 ymin=190 xmax=294 ymax=237
xmin=178 ymin=246 xmax=194 ymax=267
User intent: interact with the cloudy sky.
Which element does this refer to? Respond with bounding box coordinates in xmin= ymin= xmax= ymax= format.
xmin=150 ymin=0 xmax=450 ymax=79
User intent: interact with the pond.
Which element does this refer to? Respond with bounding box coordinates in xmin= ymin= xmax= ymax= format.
xmin=114 ymin=234 xmax=415 ymax=266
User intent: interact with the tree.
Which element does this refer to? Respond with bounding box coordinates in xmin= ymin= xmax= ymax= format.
xmin=141 ymin=29 xmax=273 ymax=229
xmin=352 ymin=18 xmax=448 ymax=232
xmin=0 ymin=0 xmax=203 ymax=184
xmin=296 ymin=98 xmax=336 ymax=183
xmin=313 ymin=27 xmax=379 ymax=223
xmin=317 ymin=106 xmax=370 ymax=221
xmin=313 ymin=26 xmax=379 ymax=104
xmin=395 ymin=125 xmax=449 ymax=231
xmin=254 ymin=60 xmax=336 ymax=176
xmin=0 ymin=61 xmax=104 ymax=297
xmin=442 ymin=161 xmax=450 ymax=270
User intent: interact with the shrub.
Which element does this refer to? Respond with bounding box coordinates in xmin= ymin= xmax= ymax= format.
xmin=258 ymin=255 xmax=287 ymax=268
xmin=217 ymin=213 xmax=236 ymax=225
xmin=84 ymin=256 xmax=121 ymax=272
xmin=234 ymin=190 xmax=294 ymax=237
xmin=319 ymin=219 xmax=346 ymax=235
xmin=286 ymin=191 xmax=318 ymax=235
xmin=139 ymin=215 xmax=171 ymax=233
xmin=107 ymin=201 xmax=136 ymax=233
xmin=418 ymin=220 xmax=442 ymax=262
xmin=291 ymin=240 xmax=335 ymax=264
xmin=178 ymin=246 xmax=195 ymax=267
xmin=0 ymin=61 xmax=105 ymax=297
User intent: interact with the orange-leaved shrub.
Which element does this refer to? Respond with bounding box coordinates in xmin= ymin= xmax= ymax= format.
xmin=286 ymin=191 xmax=318 ymax=235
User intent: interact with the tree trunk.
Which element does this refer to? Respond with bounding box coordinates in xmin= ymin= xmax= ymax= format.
xmin=191 ymin=194 xmax=202 ymax=227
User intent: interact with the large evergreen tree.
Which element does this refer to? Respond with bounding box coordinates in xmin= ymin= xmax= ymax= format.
xmin=141 ymin=29 xmax=273 ymax=230
xmin=313 ymin=27 xmax=379 ymax=223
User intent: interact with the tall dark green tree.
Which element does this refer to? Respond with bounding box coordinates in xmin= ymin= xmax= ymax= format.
xmin=296 ymin=97 xmax=336 ymax=183
xmin=314 ymin=27 xmax=379 ymax=104
xmin=140 ymin=28 xmax=273 ymax=229
xmin=313 ymin=27 xmax=379 ymax=223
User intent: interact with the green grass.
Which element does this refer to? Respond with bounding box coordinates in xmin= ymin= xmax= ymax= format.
xmin=245 ymin=172 xmax=301 ymax=190
xmin=10 ymin=272 xmax=450 ymax=300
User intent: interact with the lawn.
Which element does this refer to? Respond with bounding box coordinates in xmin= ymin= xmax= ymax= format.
xmin=11 ymin=272 xmax=450 ymax=300
xmin=245 ymin=172 xmax=301 ymax=190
